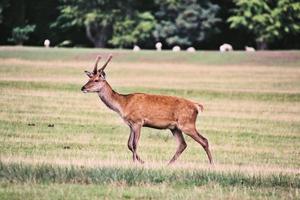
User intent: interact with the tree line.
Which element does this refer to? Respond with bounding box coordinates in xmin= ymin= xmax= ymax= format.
xmin=0 ymin=0 xmax=299 ymax=50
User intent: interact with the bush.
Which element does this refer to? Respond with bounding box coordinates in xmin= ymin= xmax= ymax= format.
xmin=8 ymin=25 xmax=36 ymax=45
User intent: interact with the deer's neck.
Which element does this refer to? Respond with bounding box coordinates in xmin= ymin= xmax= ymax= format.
xmin=97 ymin=81 xmax=125 ymax=116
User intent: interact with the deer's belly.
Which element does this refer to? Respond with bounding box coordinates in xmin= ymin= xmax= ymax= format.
xmin=143 ymin=117 xmax=177 ymax=130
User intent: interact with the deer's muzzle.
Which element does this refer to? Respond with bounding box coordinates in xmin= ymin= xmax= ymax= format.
xmin=81 ymin=86 xmax=87 ymax=93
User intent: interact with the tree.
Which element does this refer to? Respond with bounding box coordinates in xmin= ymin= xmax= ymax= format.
xmin=109 ymin=12 xmax=156 ymax=48
xmin=153 ymin=0 xmax=220 ymax=48
xmin=51 ymin=0 xmax=108 ymax=47
xmin=52 ymin=0 xmax=156 ymax=48
xmin=8 ymin=24 xmax=36 ymax=45
xmin=228 ymin=0 xmax=300 ymax=49
xmin=0 ymin=0 xmax=60 ymax=46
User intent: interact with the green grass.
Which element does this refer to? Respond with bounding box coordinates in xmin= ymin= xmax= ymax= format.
xmin=0 ymin=47 xmax=299 ymax=199
xmin=1 ymin=46 xmax=300 ymax=66
xmin=1 ymin=162 xmax=299 ymax=187
xmin=1 ymin=80 xmax=299 ymax=102
xmin=0 ymin=162 xmax=299 ymax=199
xmin=1 ymin=183 xmax=298 ymax=200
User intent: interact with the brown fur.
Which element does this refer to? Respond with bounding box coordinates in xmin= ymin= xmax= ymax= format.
xmin=81 ymin=56 xmax=213 ymax=164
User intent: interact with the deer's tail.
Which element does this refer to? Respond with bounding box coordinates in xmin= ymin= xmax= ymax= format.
xmin=195 ymin=102 xmax=204 ymax=112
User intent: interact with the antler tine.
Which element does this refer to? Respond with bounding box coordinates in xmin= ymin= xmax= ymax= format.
xmin=93 ymin=55 xmax=101 ymax=74
xmin=99 ymin=55 xmax=113 ymax=72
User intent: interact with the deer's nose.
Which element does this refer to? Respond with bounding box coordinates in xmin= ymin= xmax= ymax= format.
xmin=81 ymin=86 xmax=85 ymax=91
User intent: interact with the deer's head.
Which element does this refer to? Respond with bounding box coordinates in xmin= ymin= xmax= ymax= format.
xmin=81 ymin=55 xmax=112 ymax=93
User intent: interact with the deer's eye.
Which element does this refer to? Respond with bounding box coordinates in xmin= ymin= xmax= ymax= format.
xmin=95 ymin=80 xmax=99 ymax=82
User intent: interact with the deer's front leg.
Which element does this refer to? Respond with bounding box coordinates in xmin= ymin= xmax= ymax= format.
xmin=128 ymin=125 xmax=144 ymax=164
xmin=168 ymin=128 xmax=187 ymax=165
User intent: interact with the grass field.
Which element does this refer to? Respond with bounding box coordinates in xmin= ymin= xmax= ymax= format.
xmin=0 ymin=46 xmax=299 ymax=199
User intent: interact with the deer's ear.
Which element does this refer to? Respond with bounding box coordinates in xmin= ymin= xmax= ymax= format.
xmin=99 ymin=71 xmax=106 ymax=80
xmin=84 ymin=71 xmax=93 ymax=78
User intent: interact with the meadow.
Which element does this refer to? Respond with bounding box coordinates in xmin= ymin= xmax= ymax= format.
xmin=0 ymin=46 xmax=299 ymax=199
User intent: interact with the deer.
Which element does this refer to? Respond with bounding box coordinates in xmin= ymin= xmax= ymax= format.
xmin=81 ymin=55 xmax=213 ymax=165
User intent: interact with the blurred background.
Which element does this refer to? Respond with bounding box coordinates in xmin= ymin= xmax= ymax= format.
xmin=1 ymin=1 xmax=300 ymax=199
xmin=0 ymin=0 xmax=299 ymax=50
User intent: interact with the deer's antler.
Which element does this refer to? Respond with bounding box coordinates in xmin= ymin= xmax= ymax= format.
xmin=93 ymin=55 xmax=101 ymax=74
xmin=99 ymin=55 xmax=113 ymax=72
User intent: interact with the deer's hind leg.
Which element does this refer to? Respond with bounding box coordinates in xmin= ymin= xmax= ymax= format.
xmin=168 ymin=128 xmax=187 ymax=165
xmin=181 ymin=124 xmax=213 ymax=164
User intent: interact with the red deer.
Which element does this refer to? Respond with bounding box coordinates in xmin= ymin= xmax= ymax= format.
xmin=81 ymin=55 xmax=213 ymax=165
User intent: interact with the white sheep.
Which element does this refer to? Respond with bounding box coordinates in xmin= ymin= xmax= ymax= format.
xmin=187 ymin=47 xmax=196 ymax=52
xmin=155 ymin=42 xmax=162 ymax=51
xmin=245 ymin=46 xmax=255 ymax=52
xmin=219 ymin=43 xmax=233 ymax=52
xmin=133 ymin=45 xmax=141 ymax=51
xmin=44 ymin=39 xmax=50 ymax=48
xmin=172 ymin=46 xmax=181 ymax=52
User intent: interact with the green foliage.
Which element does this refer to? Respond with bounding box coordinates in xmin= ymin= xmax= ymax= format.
xmin=51 ymin=0 xmax=118 ymax=47
xmin=109 ymin=12 xmax=156 ymax=48
xmin=8 ymin=25 xmax=36 ymax=45
xmin=271 ymin=0 xmax=300 ymax=35
xmin=52 ymin=0 xmax=220 ymax=48
xmin=228 ymin=0 xmax=300 ymax=49
xmin=52 ymin=0 xmax=155 ymax=48
xmin=0 ymin=0 xmax=299 ymax=49
xmin=154 ymin=0 xmax=220 ymax=47
xmin=51 ymin=5 xmax=82 ymax=29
